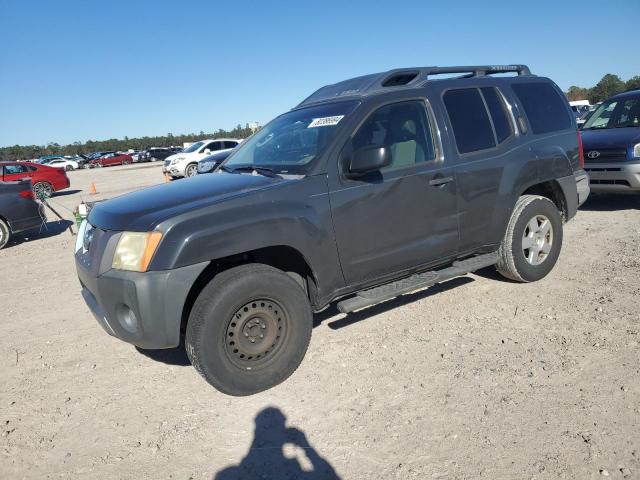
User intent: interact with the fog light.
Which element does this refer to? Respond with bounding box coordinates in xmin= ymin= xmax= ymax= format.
xmin=116 ymin=304 xmax=139 ymax=333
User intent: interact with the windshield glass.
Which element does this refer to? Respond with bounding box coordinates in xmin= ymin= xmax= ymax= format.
xmin=183 ymin=141 xmax=205 ymax=153
xmin=224 ymin=101 xmax=358 ymax=175
xmin=583 ymin=96 xmax=640 ymax=129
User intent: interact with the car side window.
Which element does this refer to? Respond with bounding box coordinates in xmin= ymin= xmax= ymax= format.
xmin=352 ymin=100 xmax=436 ymax=171
xmin=224 ymin=141 xmax=237 ymax=149
xmin=481 ymin=87 xmax=512 ymax=144
xmin=4 ymin=164 xmax=28 ymax=174
xmin=511 ymin=82 xmax=573 ymax=134
xmin=444 ymin=88 xmax=496 ymax=154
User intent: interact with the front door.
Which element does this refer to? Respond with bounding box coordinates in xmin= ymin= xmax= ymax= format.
xmin=329 ymin=99 xmax=459 ymax=286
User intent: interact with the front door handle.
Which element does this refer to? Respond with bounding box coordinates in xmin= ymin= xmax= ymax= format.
xmin=429 ymin=176 xmax=454 ymax=186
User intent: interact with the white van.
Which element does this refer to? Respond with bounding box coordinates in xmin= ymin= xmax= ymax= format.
xmin=163 ymin=138 xmax=242 ymax=178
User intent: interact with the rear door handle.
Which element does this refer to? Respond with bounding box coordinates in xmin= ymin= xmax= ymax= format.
xmin=429 ymin=176 xmax=454 ymax=186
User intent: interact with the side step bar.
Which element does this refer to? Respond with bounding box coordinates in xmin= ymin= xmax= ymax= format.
xmin=336 ymin=252 xmax=498 ymax=313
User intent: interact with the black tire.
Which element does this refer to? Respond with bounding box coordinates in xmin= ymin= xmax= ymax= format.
xmin=185 ymin=163 xmax=198 ymax=177
xmin=0 ymin=218 xmax=11 ymax=249
xmin=33 ymin=182 xmax=53 ymax=199
xmin=496 ymin=195 xmax=563 ymax=282
xmin=185 ymin=264 xmax=313 ymax=396
xmin=65 ymin=165 xmax=73 ymax=172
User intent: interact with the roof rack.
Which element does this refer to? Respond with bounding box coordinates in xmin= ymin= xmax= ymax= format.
xmin=297 ymin=65 xmax=532 ymax=107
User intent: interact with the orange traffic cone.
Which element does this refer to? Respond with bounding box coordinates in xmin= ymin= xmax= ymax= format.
xmin=89 ymin=182 xmax=97 ymax=194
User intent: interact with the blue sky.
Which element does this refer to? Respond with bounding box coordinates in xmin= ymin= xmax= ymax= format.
xmin=0 ymin=0 xmax=638 ymax=147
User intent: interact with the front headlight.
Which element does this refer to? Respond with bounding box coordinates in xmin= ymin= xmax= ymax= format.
xmin=112 ymin=231 xmax=163 ymax=272
xmin=634 ymin=143 xmax=640 ymax=158
xmin=198 ymin=161 xmax=214 ymax=173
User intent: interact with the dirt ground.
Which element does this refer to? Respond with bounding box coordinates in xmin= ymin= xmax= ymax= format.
xmin=1 ymin=163 xmax=639 ymax=480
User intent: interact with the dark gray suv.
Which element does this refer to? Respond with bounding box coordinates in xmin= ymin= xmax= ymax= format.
xmin=75 ymin=65 xmax=589 ymax=395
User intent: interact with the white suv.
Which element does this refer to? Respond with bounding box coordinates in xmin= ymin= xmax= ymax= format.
xmin=163 ymin=138 xmax=242 ymax=178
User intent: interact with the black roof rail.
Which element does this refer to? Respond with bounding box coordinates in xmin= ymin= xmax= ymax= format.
xmin=296 ymin=64 xmax=532 ymax=108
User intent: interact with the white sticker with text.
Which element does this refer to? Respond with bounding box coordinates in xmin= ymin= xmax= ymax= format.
xmin=307 ymin=115 xmax=344 ymax=128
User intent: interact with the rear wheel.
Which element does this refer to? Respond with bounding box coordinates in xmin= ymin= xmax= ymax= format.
xmin=185 ymin=163 xmax=198 ymax=177
xmin=33 ymin=182 xmax=53 ymax=199
xmin=496 ymin=195 xmax=563 ymax=282
xmin=0 ymin=219 xmax=11 ymax=249
xmin=185 ymin=264 xmax=313 ymax=396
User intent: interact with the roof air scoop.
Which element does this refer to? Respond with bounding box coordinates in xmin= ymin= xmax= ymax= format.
xmin=381 ymin=71 xmax=420 ymax=87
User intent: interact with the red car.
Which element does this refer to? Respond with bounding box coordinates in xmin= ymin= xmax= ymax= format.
xmin=89 ymin=152 xmax=133 ymax=168
xmin=0 ymin=161 xmax=70 ymax=198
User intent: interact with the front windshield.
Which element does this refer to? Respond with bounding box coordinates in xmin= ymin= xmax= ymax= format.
xmin=583 ymin=97 xmax=640 ymax=129
xmin=183 ymin=141 xmax=205 ymax=153
xmin=224 ymin=101 xmax=358 ymax=175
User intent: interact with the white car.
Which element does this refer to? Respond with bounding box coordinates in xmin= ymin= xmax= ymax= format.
xmin=46 ymin=157 xmax=79 ymax=171
xmin=162 ymin=138 xmax=242 ymax=178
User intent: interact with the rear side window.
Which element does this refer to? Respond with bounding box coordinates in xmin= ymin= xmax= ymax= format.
xmin=444 ymin=88 xmax=495 ymax=154
xmin=224 ymin=141 xmax=238 ymax=149
xmin=511 ymin=82 xmax=572 ymax=134
xmin=481 ymin=87 xmax=512 ymax=143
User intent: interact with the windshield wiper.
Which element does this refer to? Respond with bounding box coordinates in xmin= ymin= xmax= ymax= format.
xmin=227 ymin=166 xmax=281 ymax=178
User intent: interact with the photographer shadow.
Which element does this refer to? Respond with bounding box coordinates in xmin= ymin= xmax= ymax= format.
xmin=214 ymin=407 xmax=340 ymax=480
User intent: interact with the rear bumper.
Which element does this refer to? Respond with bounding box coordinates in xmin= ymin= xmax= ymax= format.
xmin=584 ymin=162 xmax=640 ymax=192
xmin=556 ymin=169 xmax=590 ymax=219
xmin=76 ymin=260 xmax=209 ymax=349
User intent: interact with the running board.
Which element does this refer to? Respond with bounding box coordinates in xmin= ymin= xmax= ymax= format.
xmin=336 ymin=252 xmax=498 ymax=313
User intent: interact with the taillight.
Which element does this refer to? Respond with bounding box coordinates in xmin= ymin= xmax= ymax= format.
xmin=577 ymin=130 xmax=585 ymax=169
xmin=19 ymin=190 xmax=33 ymax=199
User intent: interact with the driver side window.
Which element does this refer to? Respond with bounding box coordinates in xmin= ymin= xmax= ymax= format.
xmin=352 ymin=100 xmax=436 ymax=171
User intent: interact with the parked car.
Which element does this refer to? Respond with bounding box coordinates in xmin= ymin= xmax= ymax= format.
xmin=89 ymin=152 xmax=133 ymax=168
xmin=580 ymin=89 xmax=640 ymax=193
xmin=46 ymin=157 xmax=79 ymax=171
xmin=75 ymin=64 xmax=588 ymax=396
xmin=196 ymin=149 xmax=234 ymax=174
xmin=138 ymin=147 xmax=182 ymax=163
xmin=0 ymin=179 xmax=43 ymax=249
xmin=1 ymin=161 xmax=70 ymax=198
xmin=37 ymin=155 xmax=65 ymax=164
xmin=163 ymin=139 xmax=241 ymax=178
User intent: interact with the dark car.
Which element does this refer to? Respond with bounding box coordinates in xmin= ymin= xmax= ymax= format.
xmin=196 ymin=149 xmax=234 ymax=174
xmin=138 ymin=147 xmax=182 ymax=163
xmin=1 ymin=161 xmax=70 ymax=198
xmin=580 ymin=89 xmax=640 ymax=193
xmin=0 ymin=179 xmax=43 ymax=249
xmin=75 ymin=64 xmax=588 ymax=396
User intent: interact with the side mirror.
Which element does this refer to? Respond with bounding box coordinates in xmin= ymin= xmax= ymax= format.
xmin=203 ymin=149 xmax=211 ymax=155
xmin=348 ymin=146 xmax=391 ymax=176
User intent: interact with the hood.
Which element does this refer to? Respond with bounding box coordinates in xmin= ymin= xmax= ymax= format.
xmin=88 ymin=172 xmax=284 ymax=231
xmin=581 ymin=127 xmax=640 ymax=150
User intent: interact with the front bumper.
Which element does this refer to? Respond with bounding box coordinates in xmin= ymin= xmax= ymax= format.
xmin=584 ymin=162 xmax=640 ymax=192
xmin=162 ymin=161 xmax=185 ymax=177
xmin=76 ymin=259 xmax=209 ymax=349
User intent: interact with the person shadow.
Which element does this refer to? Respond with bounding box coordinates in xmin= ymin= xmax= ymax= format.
xmin=214 ymin=407 xmax=341 ymax=480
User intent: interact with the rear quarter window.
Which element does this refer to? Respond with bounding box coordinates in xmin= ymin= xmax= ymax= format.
xmin=444 ymin=88 xmax=496 ymax=154
xmin=511 ymin=82 xmax=572 ymax=134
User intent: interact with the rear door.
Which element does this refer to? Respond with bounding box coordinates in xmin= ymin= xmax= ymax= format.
xmin=438 ymin=85 xmax=524 ymax=253
xmin=329 ymin=98 xmax=459 ymax=286
xmin=1 ymin=163 xmax=31 ymax=182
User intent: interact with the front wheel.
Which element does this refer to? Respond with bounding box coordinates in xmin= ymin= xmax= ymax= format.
xmin=496 ymin=195 xmax=563 ymax=282
xmin=185 ymin=264 xmax=313 ymax=396
xmin=185 ymin=163 xmax=198 ymax=177
xmin=65 ymin=165 xmax=73 ymax=172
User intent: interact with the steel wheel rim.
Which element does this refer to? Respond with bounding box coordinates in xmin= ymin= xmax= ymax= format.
xmin=522 ymin=214 xmax=553 ymax=265
xmin=186 ymin=165 xmax=197 ymax=177
xmin=224 ymin=299 xmax=287 ymax=369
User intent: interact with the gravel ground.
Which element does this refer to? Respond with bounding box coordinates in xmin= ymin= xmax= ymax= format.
xmin=1 ymin=164 xmax=639 ymax=480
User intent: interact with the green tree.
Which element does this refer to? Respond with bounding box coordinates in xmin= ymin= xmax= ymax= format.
xmin=588 ymin=74 xmax=626 ymax=103
xmin=566 ymin=85 xmax=590 ymax=101
xmin=626 ymin=76 xmax=640 ymax=91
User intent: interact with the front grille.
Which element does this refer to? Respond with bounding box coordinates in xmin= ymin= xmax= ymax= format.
xmin=589 ymin=179 xmax=631 ymax=186
xmin=585 ymin=167 xmax=622 ymax=172
xmin=585 ymin=148 xmax=628 ymax=163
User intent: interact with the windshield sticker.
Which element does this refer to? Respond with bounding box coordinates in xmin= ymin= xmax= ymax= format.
xmin=308 ymin=115 xmax=344 ymax=128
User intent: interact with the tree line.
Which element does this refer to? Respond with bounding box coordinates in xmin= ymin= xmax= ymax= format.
xmin=565 ymin=74 xmax=640 ymax=103
xmin=0 ymin=124 xmax=257 ymax=162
